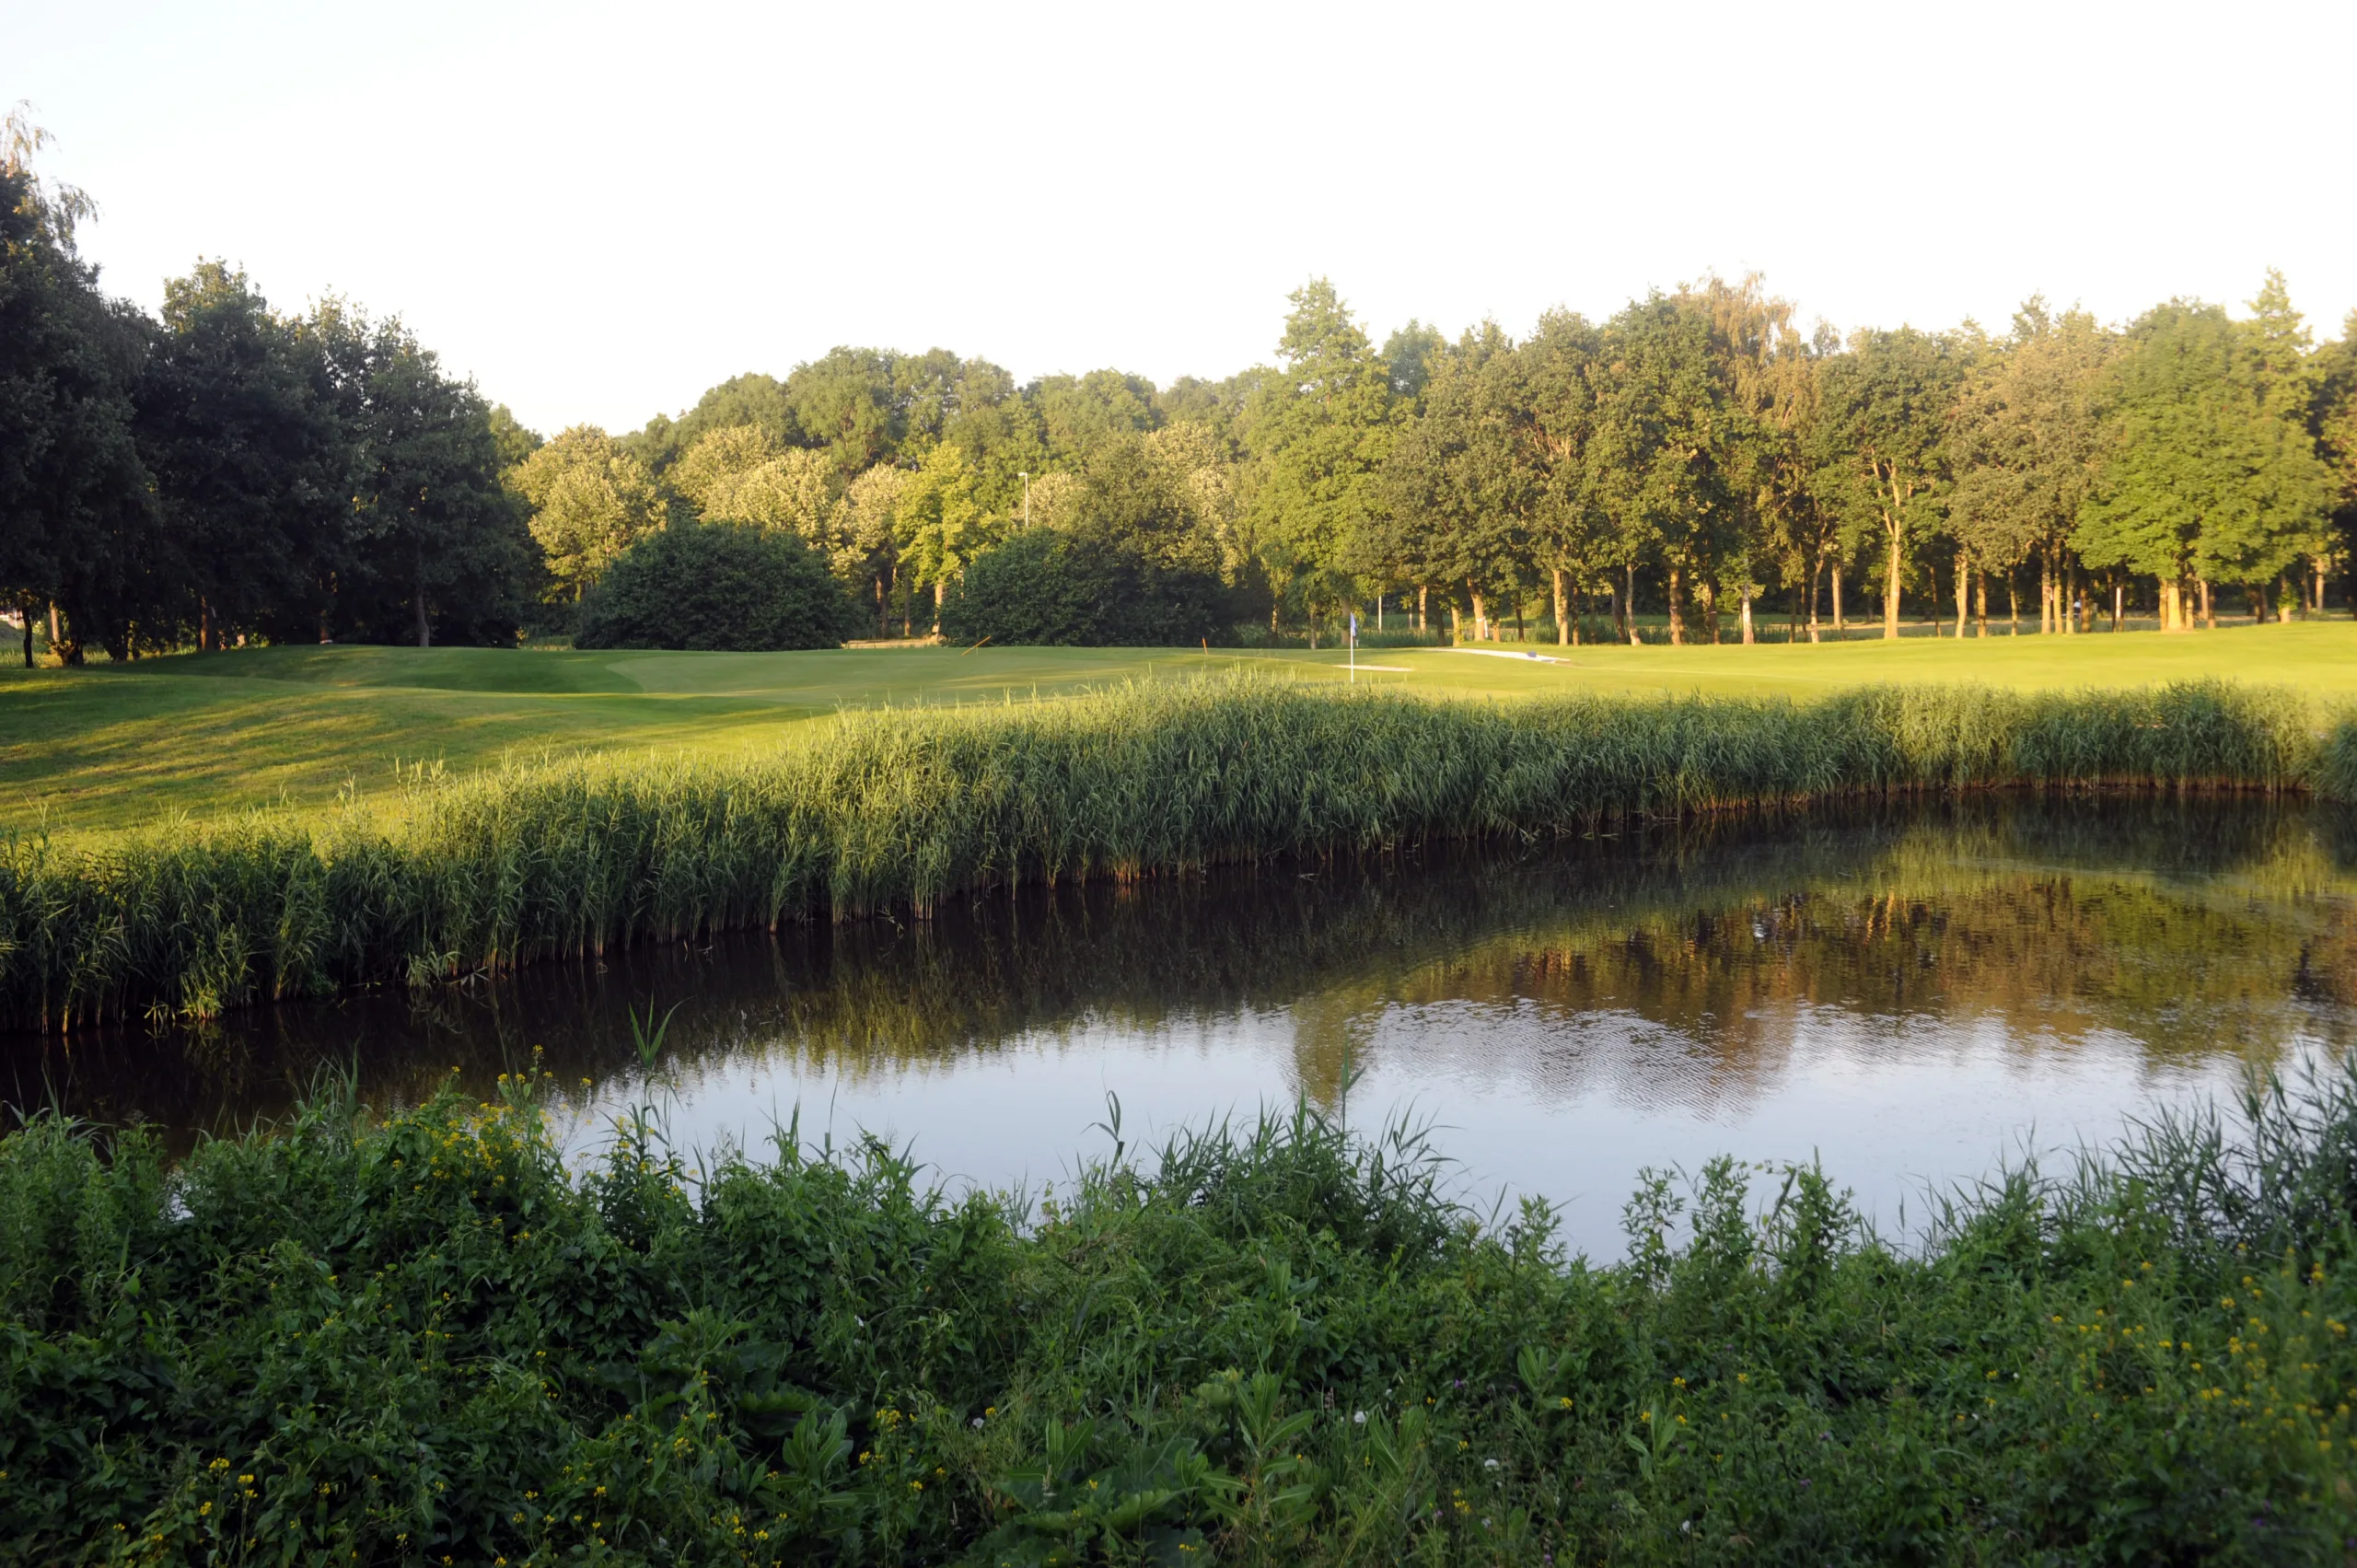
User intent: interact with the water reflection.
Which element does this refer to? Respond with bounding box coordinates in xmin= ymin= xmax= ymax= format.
xmin=7 ymin=799 xmax=2353 ymax=1252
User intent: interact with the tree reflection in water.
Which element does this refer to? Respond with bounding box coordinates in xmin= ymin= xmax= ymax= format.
xmin=10 ymin=796 xmax=2356 ymax=1239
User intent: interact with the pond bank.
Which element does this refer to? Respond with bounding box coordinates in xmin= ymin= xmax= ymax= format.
xmin=6 ymin=1051 xmax=2356 ymax=1562
xmin=1 ymin=677 xmax=2342 ymax=1032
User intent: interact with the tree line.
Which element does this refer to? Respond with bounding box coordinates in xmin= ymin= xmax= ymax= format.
xmin=8 ymin=107 xmax=2355 ymax=659
xmin=2 ymin=114 xmax=532 ymax=664
xmin=509 ymin=272 xmax=2357 ymax=647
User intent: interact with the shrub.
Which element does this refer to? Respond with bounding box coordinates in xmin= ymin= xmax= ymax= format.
xmin=941 ymin=531 xmax=1225 ymax=646
xmin=575 ymin=522 xmax=859 ymax=651
xmin=7 ymin=1059 xmax=2357 ymax=1562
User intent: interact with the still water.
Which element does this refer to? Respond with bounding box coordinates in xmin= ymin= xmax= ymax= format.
xmin=8 ymin=800 xmax=2355 ymax=1252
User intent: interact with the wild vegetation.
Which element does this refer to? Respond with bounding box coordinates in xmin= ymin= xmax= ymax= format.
xmin=8 ymin=108 xmax=2357 ymax=661
xmin=17 ymin=796 xmax=2347 ymax=1165
xmin=7 ymin=1028 xmax=2357 ymax=1564
xmin=0 ymin=678 xmax=2330 ymax=1032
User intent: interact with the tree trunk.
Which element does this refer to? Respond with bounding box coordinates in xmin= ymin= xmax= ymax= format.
xmin=1469 ymin=587 xmax=1486 ymax=642
xmin=1830 ymin=565 xmax=1844 ymax=635
xmin=1739 ymin=587 xmax=1755 ymax=645
xmin=1418 ymin=583 xmax=1429 ymax=632
xmin=1806 ymin=565 xmax=1821 ymax=644
xmin=1954 ymin=550 xmax=1969 ymax=638
xmin=2111 ymin=579 xmax=2123 ymax=632
xmin=17 ymin=598 xmax=31 ymax=668
xmin=2008 ymin=575 xmax=2019 ymax=634
xmin=2039 ymin=558 xmax=2053 ymax=633
xmin=2200 ymin=578 xmax=2213 ymax=630
xmin=1552 ymin=569 xmax=1568 ymax=647
xmin=1626 ymin=563 xmax=1641 ymax=645
xmin=2062 ymin=562 xmax=2077 ymax=636
xmin=1449 ymin=602 xmax=1461 ymax=641
xmin=1569 ymin=576 xmax=1583 ymax=645
xmin=198 ymin=597 xmax=213 ymax=653
xmin=1975 ymin=571 xmax=1988 ymax=638
xmin=1882 ymin=531 xmax=1902 ymax=639
xmin=48 ymin=601 xmax=62 ymax=649
xmin=414 ymin=553 xmax=432 ymax=648
xmin=1696 ymin=579 xmax=1718 ymax=643
xmin=318 ymin=606 xmax=331 ymax=645
xmin=1513 ymin=598 xmax=1526 ymax=643
xmin=1666 ymin=565 xmax=1686 ymax=645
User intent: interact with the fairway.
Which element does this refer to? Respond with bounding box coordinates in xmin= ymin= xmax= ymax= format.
xmin=6 ymin=621 xmax=2356 ymax=838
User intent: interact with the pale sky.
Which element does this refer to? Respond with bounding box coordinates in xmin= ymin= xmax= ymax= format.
xmin=12 ymin=0 xmax=2353 ymax=437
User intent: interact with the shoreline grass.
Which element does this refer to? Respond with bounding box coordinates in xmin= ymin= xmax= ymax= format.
xmin=0 ymin=677 xmax=2340 ymax=1033
xmin=6 ymin=1049 xmax=2357 ymax=1562
xmin=10 ymin=624 xmax=2357 ymax=838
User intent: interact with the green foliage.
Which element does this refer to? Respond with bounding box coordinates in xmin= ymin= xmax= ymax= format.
xmin=939 ymin=531 xmax=1225 ymax=647
xmin=575 ymin=523 xmax=859 ymax=653
xmin=0 ymin=678 xmax=2328 ymax=1030
xmin=2076 ymin=300 xmax=2335 ymax=597
xmin=0 ymin=161 xmax=150 ymax=668
xmin=8 ymin=1051 xmax=2357 ymax=1562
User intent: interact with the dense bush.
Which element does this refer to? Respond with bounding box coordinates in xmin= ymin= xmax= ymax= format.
xmin=575 ymin=523 xmax=859 ymax=652
xmin=940 ymin=531 xmax=1225 ymax=646
xmin=0 ymin=679 xmax=2330 ymax=1030
xmin=6 ymin=1053 xmax=2357 ymax=1563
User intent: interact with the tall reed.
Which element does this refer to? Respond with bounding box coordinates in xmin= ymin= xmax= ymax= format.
xmin=0 ymin=678 xmax=2334 ymax=1030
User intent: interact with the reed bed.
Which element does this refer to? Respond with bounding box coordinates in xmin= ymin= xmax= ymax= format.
xmin=0 ymin=677 xmax=2332 ymax=1031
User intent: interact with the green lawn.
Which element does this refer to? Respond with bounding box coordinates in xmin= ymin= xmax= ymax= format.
xmin=6 ymin=621 xmax=2355 ymax=838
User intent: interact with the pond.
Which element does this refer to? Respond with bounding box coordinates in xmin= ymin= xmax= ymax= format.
xmin=8 ymin=798 xmax=2354 ymax=1253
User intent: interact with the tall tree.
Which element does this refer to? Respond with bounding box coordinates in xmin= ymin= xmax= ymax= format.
xmin=2073 ymin=299 xmax=2333 ymax=629
xmin=1513 ymin=310 xmax=1608 ymax=645
xmin=1588 ymin=294 xmax=1736 ymax=644
xmin=1379 ymin=325 xmax=1529 ymax=637
xmin=2316 ymin=312 xmax=2357 ymax=602
xmin=893 ymin=442 xmax=993 ymax=628
xmin=1947 ymin=300 xmax=2112 ymax=635
xmin=0 ymin=139 xmax=150 ymax=665
xmin=332 ymin=316 xmax=533 ymax=646
xmin=133 ymin=261 xmax=349 ymax=650
xmin=1243 ymin=279 xmax=1396 ymax=630
xmin=1815 ymin=326 xmax=1963 ymax=638
xmin=511 ymin=426 xmax=665 ymax=602
xmin=671 ymin=424 xmax=838 ymax=538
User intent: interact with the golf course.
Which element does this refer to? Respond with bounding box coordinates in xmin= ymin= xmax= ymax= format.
xmin=9 ymin=621 xmax=2357 ymax=839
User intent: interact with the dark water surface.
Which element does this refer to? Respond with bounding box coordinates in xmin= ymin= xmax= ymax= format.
xmin=10 ymin=799 xmax=2356 ymax=1252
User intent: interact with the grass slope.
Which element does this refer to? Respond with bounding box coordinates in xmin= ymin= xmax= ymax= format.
xmin=5 ymin=622 xmax=2355 ymax=836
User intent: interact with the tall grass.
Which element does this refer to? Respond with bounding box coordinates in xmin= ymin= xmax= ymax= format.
xmin=6 ymin=1055 xmax=2357 ymax=1562
xmin=0 ymin=677 xmax=2333 ymax=1031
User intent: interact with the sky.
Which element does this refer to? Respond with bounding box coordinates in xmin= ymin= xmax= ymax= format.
xmin=11 ymin=0 xmax=2355 ymax=437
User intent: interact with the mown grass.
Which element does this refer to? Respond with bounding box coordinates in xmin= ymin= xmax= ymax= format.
xmin=7 ymin=621 xmax=2357 ymax=836
xmin=6 ymin=1039 xmax=2357 ymax=1564
xmin=0 ymin=677 xmax=2335 ymax=1034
